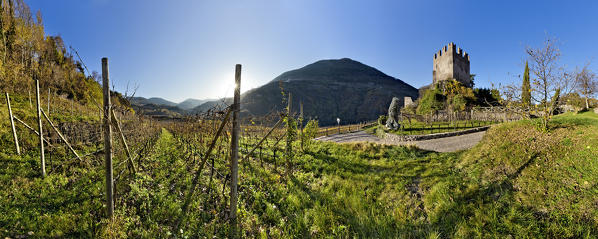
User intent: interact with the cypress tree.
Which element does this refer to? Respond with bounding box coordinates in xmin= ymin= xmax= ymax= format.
xmin=522 ymin=61 xmax=532 ymax=106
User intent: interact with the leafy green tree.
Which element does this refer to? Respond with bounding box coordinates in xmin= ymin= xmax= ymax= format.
xmin=443 ymin=79 xmax=476 ymax=112
xmin=473 ymin=88 xmax=502 ymax=106
xmin=302 ymin=119 xmax=319 ymax=148
xmin=561 ymin=92 xmax=585 ymax=112
xmin=522 ymin=61 xmax=532 ymax=106
xmin=416 ymin=86 xmax=445 ymax=115
xmin=450 ymin=94 xmax=467 ymax=111
xmin=377 ymin=115 xmax=388 ymax=126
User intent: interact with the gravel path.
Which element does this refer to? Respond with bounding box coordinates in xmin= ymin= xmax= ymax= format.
xmin=316 ymin=130 xmax=487 ymax=152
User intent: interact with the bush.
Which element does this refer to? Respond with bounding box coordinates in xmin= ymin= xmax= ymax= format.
xmin=417 ymin=86 xmax=445 ymax=115
xmin=303 ymin=119 xmax=319 ymax=148
xmin=377 ymin=115 xmax=388 ymax=126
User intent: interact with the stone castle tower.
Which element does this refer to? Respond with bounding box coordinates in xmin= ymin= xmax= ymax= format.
xmin=433 ymin=42 xmax=471 ymax=87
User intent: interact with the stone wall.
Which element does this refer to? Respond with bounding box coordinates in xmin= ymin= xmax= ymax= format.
xmin=401 ymin=108 xmax=522 ymax=123
xmin=383 ymin=126 xmax=489 ymax=142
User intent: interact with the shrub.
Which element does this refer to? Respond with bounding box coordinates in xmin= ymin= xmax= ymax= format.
xmin=417 ymin=86 xmax=445 ymax=115
xmin=377 ymin=115 xmax=388 ymax=126
xmin=302 ymin=119 xmax=319 ymax=148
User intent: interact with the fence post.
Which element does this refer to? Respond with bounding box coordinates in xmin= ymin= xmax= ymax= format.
xmin=102 ymin=57 xmax=114 ymax=219
xmin=229 ymin=64 xmax=241 ymax=239
xmin=35 ymin=79 xmax=46 ymax=177
xmin=5 ymin=93 xmax=20 ymax=155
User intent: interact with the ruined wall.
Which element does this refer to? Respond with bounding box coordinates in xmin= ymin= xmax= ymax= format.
xmin=433 ymin=42 xmax=471 ymax=87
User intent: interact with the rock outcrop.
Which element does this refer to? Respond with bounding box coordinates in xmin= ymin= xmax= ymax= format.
xmin=385 ymin=97 xmax=400 ymax=130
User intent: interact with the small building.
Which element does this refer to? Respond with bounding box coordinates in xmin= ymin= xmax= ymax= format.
xmin=404 ymin=96 xmax=414 ymax=108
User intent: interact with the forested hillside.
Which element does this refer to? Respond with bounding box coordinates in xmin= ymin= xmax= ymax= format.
xmin=0 ymin=0 xmax=128 ymax=110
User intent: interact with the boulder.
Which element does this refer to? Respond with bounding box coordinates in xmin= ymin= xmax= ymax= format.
xmin=385 ymin=97 xmax=401 ymax=130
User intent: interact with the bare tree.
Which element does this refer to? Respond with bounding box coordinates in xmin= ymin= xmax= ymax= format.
xmin=500 ymin=81 xmax=528 ymax=118
xmin=123 ymin=80 xmax=139 ymax=101
xmin=91 ymin=70 xmax=102 ymax=84
xmin=525 ymin=35 xmax=565 ymax=130
xmin=574 ymin=64 xmax=597 ymax=109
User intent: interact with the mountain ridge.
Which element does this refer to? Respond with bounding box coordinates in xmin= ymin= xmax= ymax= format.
xmin=191 ymin=58 xmax=419 ymax=125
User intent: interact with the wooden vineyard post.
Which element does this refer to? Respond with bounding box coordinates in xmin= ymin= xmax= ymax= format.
xmin=174 ymin=107 xmax=232 ymax=232
xmin=111 ymin=109 xmax=137 ymax=174
xmin=28 ymin=87 xmax=32 ymax=109
xmin=244 ymin=118 xmax=283 ymax=160
xmin=229 ymin=64 xmax=241 ymax=239
xmin=286 ymin=92 xmax=292 ymax=177
xmin=35 ymin=79 xmax=46 ymax=177
xmin=300 ymin=101 xmax=304 ymax=151
xmin=13 ymin=116 xmax=52 ymax=146
xmin=102 ymin=57 xmax=114 ymax=219
xmin=41 ymin=109 xmax=82 ymax=162
xmin=47 ymin=88 xmax=50 ymax=116
xmin=5 ymin=93 xmax=20 ymax=155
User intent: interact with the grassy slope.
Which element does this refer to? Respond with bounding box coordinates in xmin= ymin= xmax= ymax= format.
xmin=0 ymin=94 xmax=106 ymax=237
xmin=455 ymin=111 xmax=598 ymax=237
xmin=1 ymin=97 xmax=598 ymax=237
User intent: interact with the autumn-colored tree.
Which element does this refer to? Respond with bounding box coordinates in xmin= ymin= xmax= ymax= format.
xmin=0 ymin=0 xmax=107 ymax=108
xmin=444 ymin=79 xmax=475 ymax=111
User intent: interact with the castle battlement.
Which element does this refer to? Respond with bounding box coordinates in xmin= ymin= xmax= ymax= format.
xmin=432 ymin=42 xmax=472 ymax=87
xmin=434 ymin=42 xmax=470 ymax=62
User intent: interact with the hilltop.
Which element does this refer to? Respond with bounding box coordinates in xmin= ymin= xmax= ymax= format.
xmin=130 ymin=97 xmax=177 ymax=107
xmin=177 ymin=98 xmax=212 ymax=110
xmin=192 ymin=58 xmax=419 ymax=125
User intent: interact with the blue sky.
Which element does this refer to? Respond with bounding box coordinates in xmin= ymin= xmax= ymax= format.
xmin=28 ymin=0 xmax=598 ymax=102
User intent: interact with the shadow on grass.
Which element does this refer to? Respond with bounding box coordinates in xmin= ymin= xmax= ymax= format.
xmin=287 ymin=174 xmax=427 ymax=237
xmin=431 ymin=151 xmax=598 ymax=237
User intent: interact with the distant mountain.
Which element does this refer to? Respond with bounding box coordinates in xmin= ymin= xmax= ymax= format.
xmin=177 ymin=98 xmax=212 ymax=110
xmin=132 ymin=103 xmax=186 ymax=118
xmin=130 ymin=97 xmax=183 ymax=118
xmin=191 ymin=58 xmax=419 ymax=126
xmin=130 ymin=97 xmax=177 ymax=107
xmin=190 ymin=99 xmax=231 ymax=114
xmin=130 ymin=97 xmax=216 ymax=118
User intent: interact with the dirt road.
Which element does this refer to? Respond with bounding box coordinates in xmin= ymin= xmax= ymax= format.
xmin=316 ymin=130 xmax=487 ymax=152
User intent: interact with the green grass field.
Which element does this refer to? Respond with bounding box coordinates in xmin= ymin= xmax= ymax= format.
xmin=1 ymin=93 xmax=598 ymax=237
